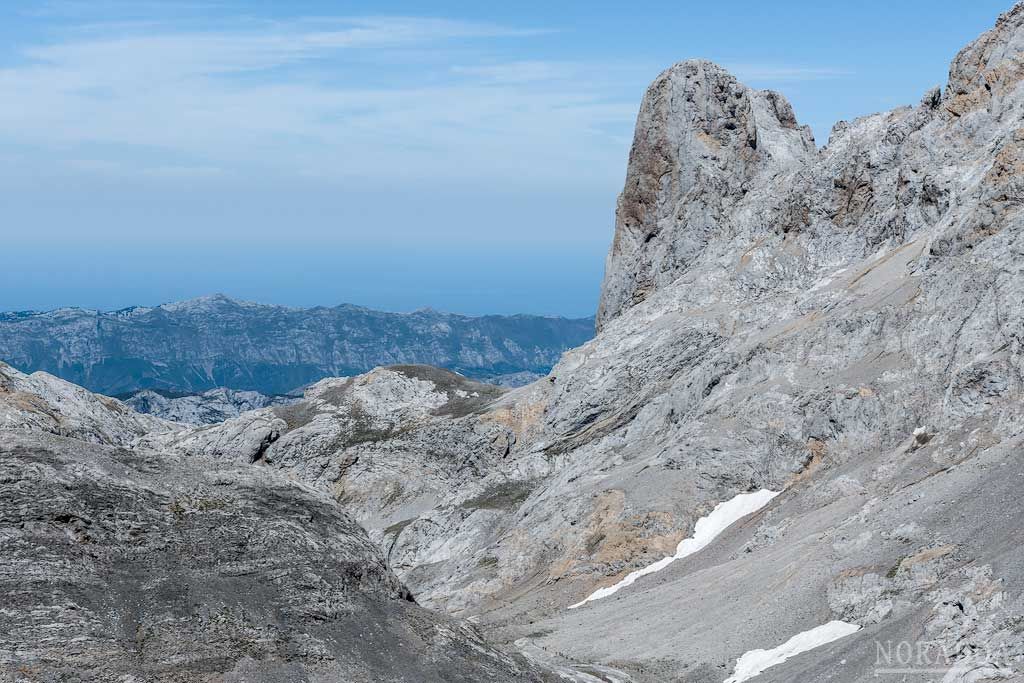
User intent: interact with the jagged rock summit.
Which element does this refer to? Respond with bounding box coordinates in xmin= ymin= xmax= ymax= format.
xmin=599 ymin=3 xmax=1024 ymax=333
xmin=2 ymin=4 xmax=1024 ymax=683
xmin=596 ymin=58 xmax=816 ymax=328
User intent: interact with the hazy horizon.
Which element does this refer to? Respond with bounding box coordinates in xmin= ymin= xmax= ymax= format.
xmin=2 ymin=0 xmax=1012 ymax=316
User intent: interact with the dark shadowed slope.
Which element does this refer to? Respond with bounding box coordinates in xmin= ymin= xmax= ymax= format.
xmin=0 ymin=360 xmax=553 ymax=682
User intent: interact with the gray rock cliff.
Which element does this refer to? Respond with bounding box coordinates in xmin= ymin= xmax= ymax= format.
xmin=596 ymin=59 xmax=816 ymax=329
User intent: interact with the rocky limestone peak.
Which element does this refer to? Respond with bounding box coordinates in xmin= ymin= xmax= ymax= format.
xmin=944 ymin=1 xmax=1024 ymax=117
xmin=596 ymin=59 xmax=816 ymax=329
xmin=597 ymin=4 xmax=1024 ymax=331
xmin=158 ymin=292 xmax=243 ymax=312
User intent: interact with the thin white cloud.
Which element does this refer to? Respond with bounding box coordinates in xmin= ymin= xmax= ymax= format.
xmin=0 ymin=16 xmax=632 ymax=187
xmin=726 ymin=64 xmax=852 ymax=83
xmin=452 ymin=61 xmax=578 ymax=84
xmin=23 ymin=17 xmax=548 ymax=78
xmin=64 ymin=158 xmax=126 ymax=174
xmin=25 ymin=1 xmax=228 ymax=19
xmin=141 ymin=164 xmax=226 ymax=178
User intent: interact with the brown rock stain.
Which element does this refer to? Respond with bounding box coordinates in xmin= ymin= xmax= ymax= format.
xmin=550 ymin=490 xmax=685 ymax=584
xmin=482 ymin=399 xmax=547 ymax=439
xmin=737 ymin=236 xmax=767 ymax=271
xmin=788 ymin=438 xmax=827 ymax=486
xmin=898 ymin=544 xmax=956 ymax=571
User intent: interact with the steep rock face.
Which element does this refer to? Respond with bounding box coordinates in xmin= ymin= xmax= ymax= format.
xmin=0 ymin=431 xmax=550 ymax=682
xmin=511 ymin=7 xmax=1024 ymax=680
xmin=0 ymin=295 xmax=594 ymax=395
xmin=596 ymin=60 xmax=816 ymax=329
xmin=504 ymin=6 xmax=1024 ymax=676
xmin=596 ymin=5 xmax=1024 ymax=338
xmin=945 ymin=2 xmax=1024 ymax=117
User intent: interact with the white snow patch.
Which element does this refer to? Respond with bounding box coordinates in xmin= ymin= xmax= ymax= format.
xmin=723 ymin=620 xmax=861 ymax=683
xmin=569 ymin=489 xmax=779 ymax=609
xmin=913 ymin=425 xmax=927 ymax=436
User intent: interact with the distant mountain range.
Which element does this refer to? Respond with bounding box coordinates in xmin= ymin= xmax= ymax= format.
xmin=0 ymin=294 xmax=594 ymax=395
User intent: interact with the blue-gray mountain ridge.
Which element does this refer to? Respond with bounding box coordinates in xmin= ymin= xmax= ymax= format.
xmin=0 ymin=294 xmax=593 ymax=396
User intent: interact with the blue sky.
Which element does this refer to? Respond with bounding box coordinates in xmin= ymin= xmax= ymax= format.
xmin=0 ymin=0 xmax=1013 ymax=316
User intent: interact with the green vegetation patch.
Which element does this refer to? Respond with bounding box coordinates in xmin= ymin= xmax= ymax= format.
xmin=460 ymin=479 xmax=536 ymax=511
xmin=384 ymin=518 xmax=415 ymax=537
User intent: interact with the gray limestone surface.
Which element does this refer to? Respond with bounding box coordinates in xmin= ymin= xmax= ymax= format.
xmin=0 ymin=431 xmax=550 ymax=682
xmin=124 ymin=387 xmax=298 ymax=425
